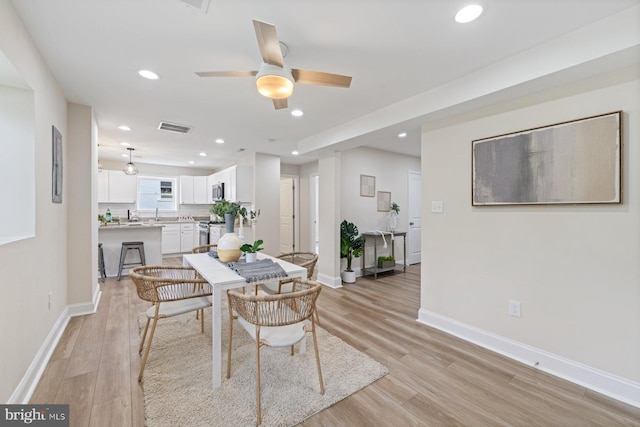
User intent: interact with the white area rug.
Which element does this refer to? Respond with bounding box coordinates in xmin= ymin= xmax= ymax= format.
xmin=139 ymin=308 xmax=387 ymax=426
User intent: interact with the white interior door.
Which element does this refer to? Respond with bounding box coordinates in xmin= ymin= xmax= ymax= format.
xmin=311 ymin=174 xmax=319 ymax=254
xmin=280 ymin=177 xmax=295 ymax=254
xmin=408 ymin=170 xmax=422 ymax=264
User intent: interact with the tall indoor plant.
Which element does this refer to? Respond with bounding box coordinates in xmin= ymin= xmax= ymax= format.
xmin=340 ymin=220 xmax=364 ymax=283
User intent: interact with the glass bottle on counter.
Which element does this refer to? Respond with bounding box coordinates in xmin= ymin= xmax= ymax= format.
xmin=106 ymin=208 xmax=112 ymax=223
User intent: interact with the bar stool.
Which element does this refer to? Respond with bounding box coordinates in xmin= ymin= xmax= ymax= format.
xmin=117 ymin=241 xmax=146 ymax=281
xmin=98 ymin=243 xmax=106 ymax=283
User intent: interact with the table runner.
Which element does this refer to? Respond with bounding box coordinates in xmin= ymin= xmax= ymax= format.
xmin=227 ymin=258 xmax=288 ymax=283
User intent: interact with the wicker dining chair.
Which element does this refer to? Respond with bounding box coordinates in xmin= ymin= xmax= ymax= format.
xmin=191 ymin=244 xmax=218 ymax=254
xmin=130 ymin=265 xmax=212 ymax=382
xmin=258 ymin=252 xmax=320 ymax=323
xmin=226 ymin=279 xmax=324 ymax=426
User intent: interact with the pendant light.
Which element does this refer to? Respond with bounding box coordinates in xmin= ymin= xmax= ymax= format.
xmin=123 ymin=147 xmax=138 ymax=175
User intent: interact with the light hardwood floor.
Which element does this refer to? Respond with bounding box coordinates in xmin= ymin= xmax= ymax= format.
xmin=31 ymin=258 xmax=639 ymax=426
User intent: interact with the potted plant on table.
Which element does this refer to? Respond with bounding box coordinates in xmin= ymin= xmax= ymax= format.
xmin=340 ymin=220 xmax=364 ymax=283
xmin=240 ymin=239 xmax=264 ymax=263
xmin=389 ymin=202 xmax=400 ymax=232
xmin=210 ymin=199 xmax=243 ymax=262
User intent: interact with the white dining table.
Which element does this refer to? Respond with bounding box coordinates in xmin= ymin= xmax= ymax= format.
xmin=182 ymin=252 xmax=307 ymax=389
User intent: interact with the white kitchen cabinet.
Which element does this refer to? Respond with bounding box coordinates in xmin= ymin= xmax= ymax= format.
xmin=180 ymin=175 xmax=209 ymax=204
xmin=108 ymin=170 xmax=137 ymax=203
xmin=179 ymin=176 xmax=195 ymax=204
xmin=98 ymin=170 xmax=137 ymax=203
xmin=180 ymin=223 xmax=195 ymax=253
xmin=162 ymin=224 xmax=181 ymax=254
xmin=97 ymin=171 xmax=109 ymax=203
xmin=226 ymin=165 xmax=253 ymax=203
xmin=194 ymin=176 xmax=208 ymax=204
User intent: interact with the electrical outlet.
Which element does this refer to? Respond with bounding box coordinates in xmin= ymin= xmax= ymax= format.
xmin=508 ymin=300 xmax=521 ymax=318
xmin=48 ymin=291 xmax=53 ymax=310
xmin=431 ymin=200 xmax=444 ymax=213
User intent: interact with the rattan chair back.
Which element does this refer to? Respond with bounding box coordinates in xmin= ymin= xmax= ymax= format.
xmin=276 ymin=251 xmax=318 ymax=279
xmin=191 ymin=244 xmax=218 ymax=254
xmin=228 ymin=279 xmax=320 ymax=327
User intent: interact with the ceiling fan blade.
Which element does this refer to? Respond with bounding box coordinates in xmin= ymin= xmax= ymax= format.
xmin=273 ymin=98 xmax=288 ymax=110
xmin=291 ymin=69 xmax=352 ymax=88
xmin=195 ymin=71 xmax=258 ymax=78
xmin=253 ymin=20 xmax=284 ymax=67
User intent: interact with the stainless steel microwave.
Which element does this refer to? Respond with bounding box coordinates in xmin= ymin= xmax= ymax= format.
xmin=212 ymin=182 xmax=224 ymax=201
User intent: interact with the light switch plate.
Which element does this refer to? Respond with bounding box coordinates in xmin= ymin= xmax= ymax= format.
xmin=431 ymin=201 xmax=444 ymax=213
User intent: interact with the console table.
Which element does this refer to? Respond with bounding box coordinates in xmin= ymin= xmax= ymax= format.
xmin=361 ymin=231 xmax=407 ymax=279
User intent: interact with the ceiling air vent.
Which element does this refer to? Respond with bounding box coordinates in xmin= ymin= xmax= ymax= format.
xmin=158 ymin=121 xmax=191 ymax=134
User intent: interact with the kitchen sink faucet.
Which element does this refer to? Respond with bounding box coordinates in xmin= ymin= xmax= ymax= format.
xmin=155 ymin=207 xmax=159 ymax=221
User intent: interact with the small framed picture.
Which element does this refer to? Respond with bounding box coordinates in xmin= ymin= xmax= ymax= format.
xmin=377 ymin=191 xmax=391 ymax=211
xmin=52 ymin=125 xmax=63 ymax=203
xmin=360 ymin=174 xmax=375 ymax=197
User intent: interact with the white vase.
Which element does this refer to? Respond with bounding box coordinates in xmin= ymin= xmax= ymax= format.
xmin=389 ymin=211 xmax=398 ymax=232
xmin=245 ymin=252 xmax=257 ymax=263
xmin=217 ymin=231 xmax=242 ymax=262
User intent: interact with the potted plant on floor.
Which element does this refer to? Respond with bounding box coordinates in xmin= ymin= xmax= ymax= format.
xmin=240 ymin=239 xmax=264 ymax=263
xmin=340 ymin=220 xmax=364 ymax=283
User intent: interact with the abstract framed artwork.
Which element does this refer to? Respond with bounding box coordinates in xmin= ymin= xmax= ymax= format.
xmin=360 ymin=174 xmax=375 ymax=197
xmin=472 ymin=111 xmax=621 ymax=206
xmin=52 ymin=125 xmax=62 ymax=203
xmin=377 ymin=191 xmax=391 ymax=212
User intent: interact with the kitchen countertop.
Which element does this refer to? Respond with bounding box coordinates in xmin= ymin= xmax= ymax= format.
xmin=99 ymin=223 xmax=165 ymax=230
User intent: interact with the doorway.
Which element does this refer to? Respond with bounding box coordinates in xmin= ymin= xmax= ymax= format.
xmin=310 ymin=174 xmax=319 ymax=255
xmin=407 ymin=170 xmax=422 ymax=264
xmin=279 ymin=175 xmax=299 ymax=253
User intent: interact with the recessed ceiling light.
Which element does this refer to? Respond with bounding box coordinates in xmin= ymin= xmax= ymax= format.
xmin=398 ymin=132 xmax=407 ymax=138
xmin=291 ymin=109 xmax=304 ymax=117
xmin=199 ymin=152 xmax=207 ymax=157
xmin=215 ymin=138 xmax=224 ymax=144
xmin=120 ymin=142 xmax=130 ymax=147
xmin=138 ymin=69 xmax=159 ymax=80
xmin=455 ymin=4 xmax=483 ymax=23
xmin=291 ymin=151 xmax=299 ymax=156
xmin=118 ymin=125 xmax=131 ymax=131
xmin=188 ymin=161 xmax=195 ymax=165
xmin=121 ymin=153 xmax=128 ymax=158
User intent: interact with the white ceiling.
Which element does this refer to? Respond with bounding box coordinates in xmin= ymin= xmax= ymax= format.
xmin=9 ymin=0 xmax=640 ymax=170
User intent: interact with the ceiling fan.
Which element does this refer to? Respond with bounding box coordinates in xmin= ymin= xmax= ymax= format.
xmin=196 ymin=20 xmax=352 ymax=110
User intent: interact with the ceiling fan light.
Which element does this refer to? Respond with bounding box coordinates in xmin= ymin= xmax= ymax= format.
xmin=255 ymin=63 xmax=294 ymax=99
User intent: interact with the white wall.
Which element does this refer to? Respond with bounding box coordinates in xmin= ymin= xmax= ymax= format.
xmin=0 ymin=0 xmax=69 ymax=402
xmin=253 ymin=153 xmax=281 ymax=255
xmin=298 ymin=161 xmax=319 ymax=252
xmin=340 ymin=147 xmax=421 ymax=268
xmin=420 ymin=74 xmax=640 ymax=392
xmin=66 ymin=103 xmax=97 ymax=305
xmin=0 ymin=84 xmax=34 ymax=244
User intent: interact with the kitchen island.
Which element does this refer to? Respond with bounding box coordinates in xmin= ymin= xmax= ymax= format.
xmin=98 ymin=223 xmax=163 ymax=278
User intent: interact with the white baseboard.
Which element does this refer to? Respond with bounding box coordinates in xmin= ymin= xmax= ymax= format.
xmin=418 ymin=309 xmax=640 ymax=408
xmin=317 ymin=273 xmax=343 ymax=288
xmin=8 ymin=286 xmax=103 ymax=404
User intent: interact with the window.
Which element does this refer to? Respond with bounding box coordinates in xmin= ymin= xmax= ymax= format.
xmin=137 ymin=176 xmax=177 ymax=212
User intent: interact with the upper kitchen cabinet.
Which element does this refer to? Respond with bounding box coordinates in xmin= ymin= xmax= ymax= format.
xmin=228 ymin=165 xmax=253 ymax=203
xmin=98 ymin=170 xmax=137 ymax=203
xmin=194 ymin=176 xmax=209 ymax=204
xmin=179 ymin=175 xmax=210 ymax=205
xmin=179 ymin=176 xmax=195 ymax=204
